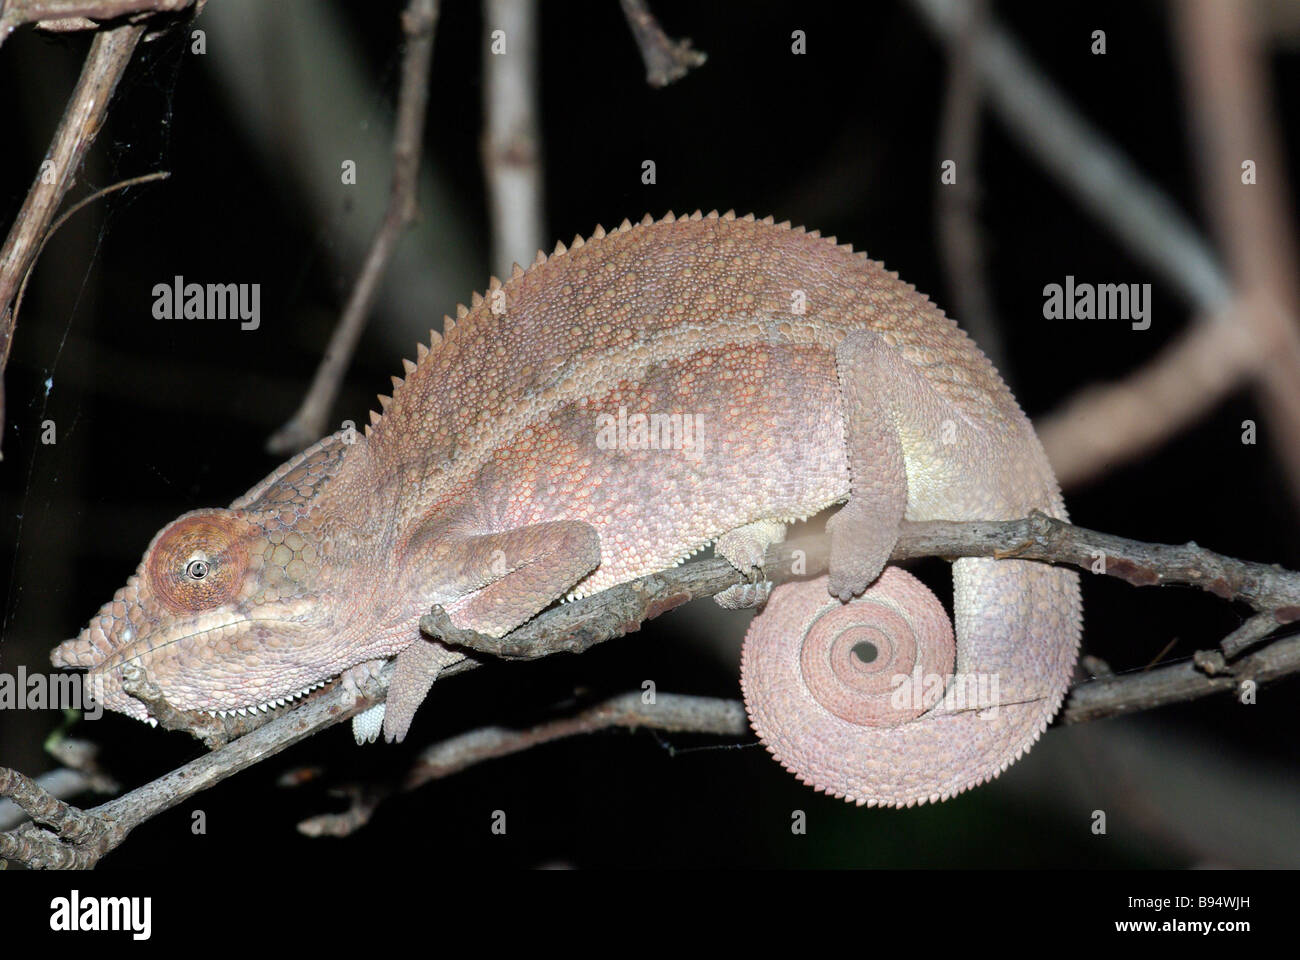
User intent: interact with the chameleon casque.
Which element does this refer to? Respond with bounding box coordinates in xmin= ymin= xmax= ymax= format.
xmin=54 ymin=210 xmax=1081 ymax=807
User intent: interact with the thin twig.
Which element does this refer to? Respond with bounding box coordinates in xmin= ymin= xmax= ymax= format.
xmin=1037 ymin=303 xmax=1258 ymax=486
xmin=300 ymin=692 xmax=749 ymax=836
xmin=396 ymin=621 xmax=1296 ymax=807
xmin=0 ymin=0 xmax=195 ymax=44
xmin=908 ymin=0 xmax=1261 ymax=489
xmin=266 ymin=0 xmax=440 ymax=455
xmin=618 ymin=0 xmax=706 ymax=88
xmin=334 ymin=624 xmax=1296 ymax=835
xmin=0 ymin=20 xmax=145 ymax=452
xmin=482 ymin=0 xmax=545 ymax=279
xmin=1061 ymin=633 xmax=1300 ymax=724
xmin=12 ymin=170 xmax=170 ymax=326
xmin=910 ymin=0 xmax=1231 ymax=309
xmin=933 ymin=0 xmax=1004 ymax=371
xmin=406 ymin=692 xmax=749 ymax=789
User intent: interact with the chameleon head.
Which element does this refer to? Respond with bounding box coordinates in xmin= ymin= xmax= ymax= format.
xmin=53 ymin=508 xmax=336 ymax=722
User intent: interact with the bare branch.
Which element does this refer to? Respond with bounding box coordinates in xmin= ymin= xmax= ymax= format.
xmin=907 ymin=0 xmax=1264 ymax=489
xmin=0 ymin=768 xmax=104 ymax=831
xmin=1037 ymin=304 xmax=1258 ymax=487
xmin=406 ymin=692 xmax=748 ymax=789
xmin=1174 ymin=0 xmax=1300 ymax=501
xmin=933 ymin=0 xmax=1004 ymax=371
xmin=12 ymin=170 xmax=169 ymax=325
xmin=909 ymin=0 xmax=1230 ymax=309
xmin=320 ymin=622 xmax=1300 ymax=834
xmin=0 ymin=0 xmax=196 ymax=42
xmin=266 ymin=0 xmax=440 ymax=455
xmin=1061 ymin=634 xmax=1300 ymax=724
xmin=423 ymin=514 xmax=1300 ymax=661
xmin=0 ymin=736 xmax=118 ymax=831
xmin=300 ymin=692 xmax=749 ymax=837
xmin=618 ymin=0 xmax=706 ymax=88
xmin=0 ymin=19 xmax=145 ymax=452
xmin=5 ymin=513 xmax=1296 ymax=867
xmin=482 ymin=0 xmax=545 ymax=278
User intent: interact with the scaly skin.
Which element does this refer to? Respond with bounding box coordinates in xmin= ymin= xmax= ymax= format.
xmin=53 ymin=210 xmax=1080 ymax=804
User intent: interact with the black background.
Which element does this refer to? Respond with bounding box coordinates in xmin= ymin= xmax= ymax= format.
xmin=1 ymin=0 xmax=1297 ymax=870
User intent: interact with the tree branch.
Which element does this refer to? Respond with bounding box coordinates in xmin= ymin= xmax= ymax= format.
xmin=933 ymin=0 xmax=1004 ymax=372
xmin=1174 ymin=0 xmax=1300 ymax=502
xmin=906 ymin=0 xmax=1266 ymax=492
xmin=482 ymin=0 xmax=545 ymax=279
xmin=5 ymin=514 xmax=1299 ymax=867
xmin=618 ymin=0 xmax=706 ymax=88
xmin=909 ymin=0 xmax=1230 ymax=309
xmin=266 ymin=0 xmax=440 ymax=455
xmin=0 ymin=0 xmax=196 ymax=43
xmin=1037 ymin=304 xmax=1259 ymax=487
xmin=421 ymin=514 xmax=1300 ymax=661
xmin=0 ymin=18 xmax=144 ymax=453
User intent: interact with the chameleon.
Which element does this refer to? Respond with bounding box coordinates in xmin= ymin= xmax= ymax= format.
xmin=53 ymin=210 xmax=1081 ymax=807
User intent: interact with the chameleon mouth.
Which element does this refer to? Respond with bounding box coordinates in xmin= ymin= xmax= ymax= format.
xmin=75 ymin=611 xmax=331 ymax=720
xmin=120 ymin=676 xmax=331 ymax=727
xmin=200 ymin=678 xmax=331 ymax=718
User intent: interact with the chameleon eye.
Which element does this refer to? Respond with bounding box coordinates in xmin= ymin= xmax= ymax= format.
xmin=147 ymin=513 xmax=249 ymax=613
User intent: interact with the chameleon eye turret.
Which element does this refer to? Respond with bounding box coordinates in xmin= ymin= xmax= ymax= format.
xmin=146 ymin=513 xmax=250 ymax=613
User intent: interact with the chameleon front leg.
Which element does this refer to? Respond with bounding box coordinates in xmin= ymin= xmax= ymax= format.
xmin=433 ymin=519 xmax=602 ymax=637
xmin=345 ymin=642 xmax=467 ymax=744
xmin=380 ymin=640 xmax=466 ymax=742
xmin=354 ymin=519 xmax=601 ymax=744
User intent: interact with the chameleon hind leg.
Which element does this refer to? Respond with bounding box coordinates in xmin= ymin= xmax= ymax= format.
xmin=825 ymin=329 xmax=911 ymax=601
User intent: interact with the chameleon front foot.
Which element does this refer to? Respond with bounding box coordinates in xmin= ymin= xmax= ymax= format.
xmin=341 ymin=659 xmax=388 ymax=744
xmin=352 ymin=703 xmax=386 ymax=745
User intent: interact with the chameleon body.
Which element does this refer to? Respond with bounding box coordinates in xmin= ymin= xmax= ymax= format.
xmin=54 ymin=211 xmax=1080 ymax=806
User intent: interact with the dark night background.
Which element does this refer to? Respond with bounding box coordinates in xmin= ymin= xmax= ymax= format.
xmin=1 ymin=0 xmax=1297 ymax=869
